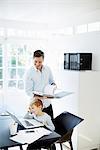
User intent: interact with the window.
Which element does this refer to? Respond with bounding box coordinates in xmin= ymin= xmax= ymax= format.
xmin=65 ymin=27 xmax=73 ymax=35
xmin=0 ymin=27 xmax=5 ymax=37
xmin=0 ymin=30 xmax=34 ymax=90
xmin=0 ymin=27 xmax=49 ymax=91
xmin=0 ymin=44 xmax=3 ymax=89
xmin=51 ymin=27 xmax=73 ymax=36
xmin=75 ymin=24 xmax=87 ymax=34
xmin=88 ymin=22 xmax=100 ymax=32
xmin=7 ymin=43 xmax=33 ymax=89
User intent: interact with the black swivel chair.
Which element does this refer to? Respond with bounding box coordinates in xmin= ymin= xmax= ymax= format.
xmin=53 ymin=111 xmax=84 ymax=150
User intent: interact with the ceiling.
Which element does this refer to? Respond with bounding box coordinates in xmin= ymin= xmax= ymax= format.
xmin=0 ymin=0 xmax=100 ymax=29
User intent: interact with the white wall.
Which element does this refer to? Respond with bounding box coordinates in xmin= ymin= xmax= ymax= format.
xmin=46 ymin=31 xmax=100 ymax=71
xmin=46 ymin=10 xmax=100 ymax=149
xmin=78 ymin=71 xmax=100 ymax=150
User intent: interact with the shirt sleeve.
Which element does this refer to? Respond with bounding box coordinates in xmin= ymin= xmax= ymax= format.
xmin=48 ymin=68 xmax=56 ymax=85
xmin=45 ymin=114 xmax=55 ymax=131
xmin=25 ymin=70 xmax=34 ymax=97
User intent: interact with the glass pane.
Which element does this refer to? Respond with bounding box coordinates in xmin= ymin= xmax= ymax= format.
xmin=0 ymin=57 xmax=2 ymax=67
xmin=18 ymin=68 xmax=25 ymax=78
xmin=8 ymin=56 xmax=16 ymax=67
xmin=8 ymin=69 xmax=16 ymax=79
xmin=7 ymin=28 xmax=15 ymax=37
xmin=0 ymin=44 xmax=2 ymax=55
xmin=11 ymin=57 xmax=16 ymax=67
xmin=76 ymin=24 xmax=87 ymax=34
xmin=8 ymin=80 xmax=16 ymax=88
xmin=18 ymin=56 xmax=25 ymax=67
xmin=0 ymin=81 xmax=3 ymax=89
xmin=17 ymin=30 xmax=25 ymax=37
xmin=18 ymin=80 xmax=24 ymax=89
xmin=0 ymin=69 xmax=2 ymax=79
xmin=18 ymin=47 xmax=24 ymax=55
xmin=10 ymin=48 xmax=17 ymax=56
xmin=0 ymin=28 xmax=5 ymax=37
xmin=7 ymin=44 xmax=17 ymax=56
xmin=88 ymin=22 xmax=100 ymax=32
xmin=65 ymin=27 xmax=73 ymax=35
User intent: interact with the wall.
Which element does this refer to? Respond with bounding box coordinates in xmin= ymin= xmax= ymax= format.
xmin=52 ymin=70 xmax=80 ymax=150
xmin=47 ymin=32 xmax=100 ymax=149
xmin=46 ymin=11 xmax=100 ymax=149
xmin=46 ymin=31 xmax=100 ymax=71
xmin=78 ymin=71 xmax=100 ymax=150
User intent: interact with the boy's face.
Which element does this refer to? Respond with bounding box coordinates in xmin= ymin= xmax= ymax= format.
xmin=31 ymin=104 xmax=41 ymax=115
xmin=33 ymin=56 xmax=44 ymax=70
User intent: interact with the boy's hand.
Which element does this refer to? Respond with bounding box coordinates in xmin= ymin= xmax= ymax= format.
xmin=28 ymin=106 xmax=32 ymax=113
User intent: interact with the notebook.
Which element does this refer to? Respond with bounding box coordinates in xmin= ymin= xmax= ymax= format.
xmin=7 ymin=111 xmax=43 ymax=129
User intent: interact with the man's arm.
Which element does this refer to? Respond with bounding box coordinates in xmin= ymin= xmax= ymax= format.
xmin=49 ymin=68 xmax=56 ymax=86
xmin=44 ymin=114 xmax=55 ymax=131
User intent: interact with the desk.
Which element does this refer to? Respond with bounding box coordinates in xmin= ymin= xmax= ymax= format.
xmin=0 ymin=116 xmax=61 ymax=150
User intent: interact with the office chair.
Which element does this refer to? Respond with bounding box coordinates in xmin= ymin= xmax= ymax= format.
xmin=26 ymin=130 xmax=60 ymax=150
xmin=53 ymin=111 xmax=84 ymax=150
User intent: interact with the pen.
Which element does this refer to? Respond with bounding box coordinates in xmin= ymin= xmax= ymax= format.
xmin=25 ymin=130 xmax=35 ymax=133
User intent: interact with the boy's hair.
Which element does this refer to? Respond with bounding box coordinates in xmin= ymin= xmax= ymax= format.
xmin=33 ymin=50 xmax=44 ymax=59
xmin=30 ymin=98 xmax=43 ymax=108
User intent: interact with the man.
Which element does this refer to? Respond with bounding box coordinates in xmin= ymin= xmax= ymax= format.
xmin=25 ymin=50 xmax=56 ymax=120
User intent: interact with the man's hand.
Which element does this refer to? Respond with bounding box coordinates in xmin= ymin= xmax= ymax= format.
xmin=34 ymin=94 xmax=48 ymax=99
xmin=34 ymin=94 xmax=47 ymax=99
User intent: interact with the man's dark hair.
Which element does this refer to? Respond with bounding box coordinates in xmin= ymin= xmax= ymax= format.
xmin=33 ymin=50 xmax=44 ymax=59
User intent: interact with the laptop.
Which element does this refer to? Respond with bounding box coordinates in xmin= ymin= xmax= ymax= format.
xmin=7 ymin=111 xmax=43 ymax=129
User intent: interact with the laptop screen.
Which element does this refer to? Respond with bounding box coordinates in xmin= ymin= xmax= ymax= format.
xmin=6 ymin=111 xmax=24 ymax=126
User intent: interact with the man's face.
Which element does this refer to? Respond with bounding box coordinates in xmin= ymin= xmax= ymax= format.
xmin=34 ymin=56 xmax=44 ymax=70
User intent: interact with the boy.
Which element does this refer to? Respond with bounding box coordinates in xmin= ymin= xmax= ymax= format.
xmin=24 ymin=98 xmax=55 ymax=131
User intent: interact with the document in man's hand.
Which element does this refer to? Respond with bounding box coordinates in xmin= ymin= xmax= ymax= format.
xmin=33 ymin=84 xmax=72 ymax=98
xmin=10 ymin=127 xmax=52 ymax=144
xmin=33 ymin=84 xmax=57 ymax=98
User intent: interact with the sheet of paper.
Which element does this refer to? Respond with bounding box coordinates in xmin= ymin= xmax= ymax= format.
xmin=44 ymin=84 xmax=56 ymax=95
xmin=10 ymin=131 xmax=43 ymax=144
xmin=10 ymin=127 xmax=51 ymax=144
xmin=33 ymin=84 xmax=56 ymax=97
xmin=33 ymin=127 xmax=52 ymax=135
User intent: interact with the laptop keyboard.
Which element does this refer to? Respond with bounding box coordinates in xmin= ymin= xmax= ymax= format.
xmin=24 ymin=120 xmax=34 ymax=126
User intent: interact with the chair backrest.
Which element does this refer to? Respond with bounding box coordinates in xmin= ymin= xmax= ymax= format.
xmin=54 ymin=111 xmax=84 ymax=136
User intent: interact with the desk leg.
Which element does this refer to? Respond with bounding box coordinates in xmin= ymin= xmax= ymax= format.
xmin=19 ymin=145 xmax=23 ymax=150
